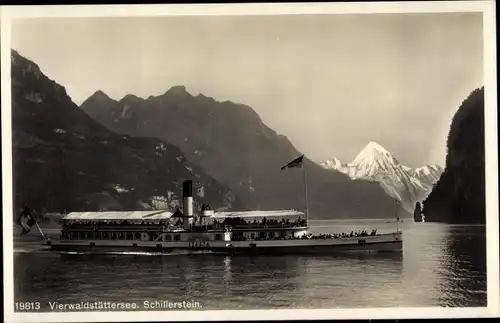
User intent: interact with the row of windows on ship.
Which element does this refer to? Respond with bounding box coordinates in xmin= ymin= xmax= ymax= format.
xmin=60 ymin=230 xmax=299 ymax=241
xmin=64 ymin=217 xmax=308 ymax=228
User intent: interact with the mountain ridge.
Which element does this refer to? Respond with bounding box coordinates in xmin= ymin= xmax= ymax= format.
xmin=81 ymin=87 xmax=407 ymax=219
xmin=11 ymin=49 xmax=243 ymax=215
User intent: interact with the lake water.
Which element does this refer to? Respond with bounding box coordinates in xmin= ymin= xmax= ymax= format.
xmin=12 ymin=219 xmax=487 ymax=310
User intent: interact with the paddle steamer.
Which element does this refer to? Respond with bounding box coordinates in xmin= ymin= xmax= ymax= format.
xmin=43 ymin=180 xmax=403 ymax=255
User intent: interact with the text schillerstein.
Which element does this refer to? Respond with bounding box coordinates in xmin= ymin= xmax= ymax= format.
xmin=143 ymin=300 xmax=202 ymax=310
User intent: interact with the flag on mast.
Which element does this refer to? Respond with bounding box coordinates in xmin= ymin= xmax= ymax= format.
xmin=280 ymin=154 xmax=309 ymax=224
xmin=17 ymin=207 xmax=37 ymax=234
xmin=281 ymin=155 xmax=305 ymax=170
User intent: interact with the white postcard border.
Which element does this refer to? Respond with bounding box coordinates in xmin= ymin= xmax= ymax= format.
xmin=1 ymin=1 xmax=498 ymax=322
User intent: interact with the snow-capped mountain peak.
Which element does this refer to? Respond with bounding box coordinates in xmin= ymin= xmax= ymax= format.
xmin=320 ymin=156 xmax=343 ymax=170
xmin=350 ymin=141 xmax=399 ymax=179
xmin=358 ymin=141 xmax=390 ymax=154
xmin=319 ymin=141 xmax=444 ymax=213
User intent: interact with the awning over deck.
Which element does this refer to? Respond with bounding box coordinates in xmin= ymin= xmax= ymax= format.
xmin=211 ymin=210 xmax=305 ymax=219
xmin=63 ymin=210 xmax=173 ymax=221
xmin=62 ymin=209 xmax=304 ymax=221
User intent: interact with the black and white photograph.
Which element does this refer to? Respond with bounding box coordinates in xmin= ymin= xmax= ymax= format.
xmin=2 ymin=2 xmax=498 ymax=322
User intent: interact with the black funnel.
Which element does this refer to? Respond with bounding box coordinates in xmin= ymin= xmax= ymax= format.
xmin=183 ymin=180 xmax=192 ymax=198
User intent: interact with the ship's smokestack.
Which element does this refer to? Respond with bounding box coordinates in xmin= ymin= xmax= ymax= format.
xmin=182 ymin=180 xmax=193 ymax=217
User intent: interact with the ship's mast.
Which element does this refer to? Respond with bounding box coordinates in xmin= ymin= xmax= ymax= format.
xmin=303 ymin=163 xmax=309 ymax=226
xmin=396 ymin=207 xmax=399 ymax=232
xmin=281 ymin=155 xmax=309 ymax=226
xmin=378 ymin=173 xmax=400 ymax=233
xmin=395 ymin=198 xmax=400 ymax=232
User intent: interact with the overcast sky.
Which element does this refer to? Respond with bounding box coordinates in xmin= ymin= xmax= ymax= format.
xmin=11 ymin=13 xmax=483 ymax=167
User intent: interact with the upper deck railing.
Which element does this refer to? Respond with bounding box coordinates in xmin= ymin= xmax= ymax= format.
xmin=62 ymin=220 xmax=308 ymax=232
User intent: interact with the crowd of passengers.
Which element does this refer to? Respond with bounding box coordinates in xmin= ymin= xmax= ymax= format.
xmin=212 ymin=217 xmax=307 ymax=227
xmin=309 ymin=229 xmax=378 ymax=239
xmin=230 ymin=229 xmax=378 ymax=241
xmin=64 ymin=217 xmax=308 ymax=228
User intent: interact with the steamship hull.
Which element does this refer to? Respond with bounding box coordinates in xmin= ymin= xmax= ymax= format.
xmin=46 ymin=232 xmax=402 ymax=256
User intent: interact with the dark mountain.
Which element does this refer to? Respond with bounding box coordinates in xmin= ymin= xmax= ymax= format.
xmin=422 ymin=87 xmax=485 ymax=224
xmin=81 ymin=86 xmax=406 ymax=219
xmin=11 ymin=50 xmax=242 ymax=215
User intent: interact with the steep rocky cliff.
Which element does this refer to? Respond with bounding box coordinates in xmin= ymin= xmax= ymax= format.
xmin=422 ymin=87 xmax=485 ymax=223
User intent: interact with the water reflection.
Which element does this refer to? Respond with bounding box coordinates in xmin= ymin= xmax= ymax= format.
xmin=437 ymin=225 xmax=487 ymax=307
xmin=401 ymin=223 xmax=487 ymax=307
xmin=13 ymin=220 xmax=486 ymax=310
xmin=223 ymin=256 xmax=232 ymax=284
xmin=401 ymin=223 xmax=450 ymax=306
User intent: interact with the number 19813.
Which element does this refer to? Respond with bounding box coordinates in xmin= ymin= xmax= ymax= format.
xmin=15 ymin=302 xmax=41 ymax=311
